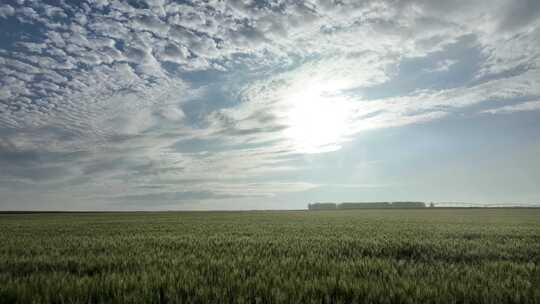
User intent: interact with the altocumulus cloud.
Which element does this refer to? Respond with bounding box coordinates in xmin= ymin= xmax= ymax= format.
xmin=0 ymin=0 xmax=539 ymax=210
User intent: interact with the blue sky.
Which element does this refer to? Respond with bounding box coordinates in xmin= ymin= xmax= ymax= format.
xmin=0 ymin=0 xmax=539 ymax=210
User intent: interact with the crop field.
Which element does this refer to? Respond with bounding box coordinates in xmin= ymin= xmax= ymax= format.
xmin=1 ymin=209 xmax=539 ymax=303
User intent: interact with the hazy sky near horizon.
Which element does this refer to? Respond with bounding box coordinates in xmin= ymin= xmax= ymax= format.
xmin=1 ymin=0 xmax=540 ymax=210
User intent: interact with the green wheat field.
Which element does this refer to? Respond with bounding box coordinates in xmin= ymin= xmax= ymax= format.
xmin=1 ymin=209 xmax=539 ymax=303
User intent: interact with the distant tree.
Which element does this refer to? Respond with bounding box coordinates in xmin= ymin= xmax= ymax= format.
xmin=339 ymin=202 xmax=391 ymax=209
xmin=308 ymin=203 xmax=337 ymax=210
xmin=390 ymin=202 xmax=426 ymax=208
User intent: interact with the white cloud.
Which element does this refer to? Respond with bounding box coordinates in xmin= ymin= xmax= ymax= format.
xmin=0 ymin=4 xmax=15 ymax=18
xmin=424 ymin=59 xmax=458 ymax=73
xmin=483 ymin=100 xmax=540 ymax=114
xmin=1 ymin=0 xmax=540 ymax=208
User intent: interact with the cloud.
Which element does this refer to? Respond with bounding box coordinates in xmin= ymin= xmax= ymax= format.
xmin=109 ymin=182 xmax=318 ymax=205
xmin=1 ymin=0 xmax=539 ymax=209
xmin=483 ymin=100 xmax=540 ymax=114
xmin=424 ymin=59 xmax=458 ymax=73
xmin=498 ymin=0 xmax=540 ymax=32
xmin=0 ymin=4 xmax=15 ymax=18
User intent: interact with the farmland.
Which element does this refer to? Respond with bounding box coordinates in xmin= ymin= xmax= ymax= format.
xmin=1 ymin=209 xmax=539 ymax=303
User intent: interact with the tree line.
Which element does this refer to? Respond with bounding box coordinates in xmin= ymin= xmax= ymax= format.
xmin=308 ymin=202 xmax=430 ymax=210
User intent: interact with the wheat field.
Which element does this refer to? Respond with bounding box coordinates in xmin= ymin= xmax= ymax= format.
xmin=1 ymin=209 xmax=539 ymax=303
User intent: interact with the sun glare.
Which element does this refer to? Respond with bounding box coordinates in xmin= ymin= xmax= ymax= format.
xmin=282 ymin=84 xmax=352 ymax=153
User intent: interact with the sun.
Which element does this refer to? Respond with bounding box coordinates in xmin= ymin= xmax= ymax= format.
xmin=282 ymin=84 xmax=352 ymax=153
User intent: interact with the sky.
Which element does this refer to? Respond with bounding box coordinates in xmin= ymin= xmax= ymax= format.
xmin=0 ymin=0 xmax=539 ymax=210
